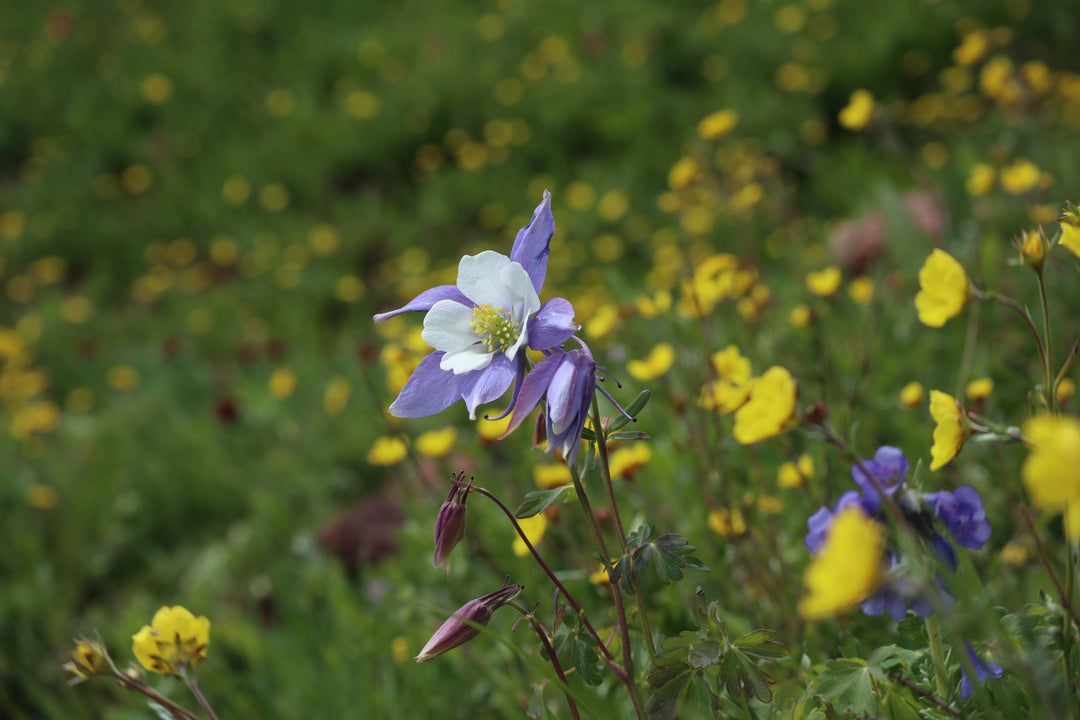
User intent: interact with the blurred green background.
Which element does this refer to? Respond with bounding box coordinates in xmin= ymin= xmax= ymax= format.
xmin=3 ymin=0 xmax=1079 ymax=717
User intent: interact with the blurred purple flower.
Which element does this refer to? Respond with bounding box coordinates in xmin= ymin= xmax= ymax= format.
xmin=503 ymin=347 xmax=596 ymax=466
xmin=805 ymin=490 xmax=879 ymax=553
xmin=852 ymin=446 xmax=908 ymax=506
xmin=374 ymin=192 xmax=577 ymax=419
xmin=960 ymin=640 xmax=1003 ymax=698
xmin=860 ymin=555 xmax=934 ymax=621
xmin=923 ymin=485 xmax=991 ymax=551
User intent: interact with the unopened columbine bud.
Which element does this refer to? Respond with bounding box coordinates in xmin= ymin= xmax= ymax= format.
xmin=415 ymin=581 xmax=523 ymax=663
xmin=434 ymin=473 xmax=471 ymax=569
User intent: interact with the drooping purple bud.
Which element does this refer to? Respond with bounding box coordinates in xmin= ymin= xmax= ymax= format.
xmin=433 ymin=473 xmax=471 ymax=570
xmin=959 ymin=639 xmax=1003 ymax=698
xmin=415 ymin=581 xmax=524 ymax=663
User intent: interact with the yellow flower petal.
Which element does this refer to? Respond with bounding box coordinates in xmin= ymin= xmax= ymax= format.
xmin=929 ymin=390 xmax=966 ymax=470
xmin=733 ymin=367 xmax=798 ymax=445
xmin=915 ymin=249 xmax=970 ymax=328
xmin=799 ymin=507 xmax=883 ymax=619
xmin=627 ymin=342 xmax=675 ymax=381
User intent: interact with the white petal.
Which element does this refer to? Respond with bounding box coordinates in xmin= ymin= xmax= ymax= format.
xmin=497 ymin=262 xmax=541 ymax=360
xmin=422 ymin=300 xmax=475 ymax=353
xmin=457 ymin=251 xmax=514 ymax=308
xmin=441 ymin=348 xmax=493 ymax=374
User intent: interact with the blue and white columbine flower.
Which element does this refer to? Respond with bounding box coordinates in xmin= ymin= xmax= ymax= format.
xmin=374 ymin=192 xmax=577 ymax=419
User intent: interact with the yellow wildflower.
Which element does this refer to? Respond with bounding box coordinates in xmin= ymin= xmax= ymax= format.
xmin=533 ymin=463 xmax=572 ymax=490
xmin=847 ymin=276 xmax=874 ymax=304
xmin=799 ymin=507 xmax=883 ymax=619
xmin=697 ymin=109 xmax=739 ymax=140
xmin=392 ymin=637 xmax=410 ymax=664
xmin=1022 ymin=415 xmax=1080 ymax=539
xmin=668 ymin=157 xmax=699 ymax=190
xmin=805 ymin=266 xmax=842 ymax=297
xmin=838 ymin=90 xmax=875 ymax=130
xmin=416 ymin=427 xmax=456 ymax=458
xmin=1058 ymin=202 xmax=1080 ymax=258
xmin=1000 ymin=159 xmax=1040 ymax=195
xmin=367 ymin=436 xmax=407 ymax=466
xmin=965 ymin=378 xmax=994 ymax=402
xmin=268 ymin=367 xmax=297 ymax=398
xmin=588 ymin=564 xmax=612 ymax=586
xmin=627 ymin=342 xmax=675 ymax=381
xmin=733 ymin=367 xmax=798 ymax=445
xmin=929 ymin=390 xmax=966 ymax=470
xmin=64 ymin=639 xmax=108 ymax=681
xmin=899 ymin=381 xmax=924 ymax=409
xmin=477 ymin=414 xmax=512 ymax=442
xmin=1058 ymin=379 xmax=1076 ymax=406
xmin=966 ymin=163 xmax=995 ymax=196
xmin=789 ymin=304 xmax=812 ymax=327
xmin=107 ymin=365 xmax=140 ymax=392
xmin=778 ymin=454 xmax=814 ymax=488
xmin=607 ymin=442 xmax=651 ymax=480
xmin=707 ymin=507 xmax=746 ymax=537
xmin=132 ymin=606 xmax=210 ymax=675
xmin=323 ymin=377 xmax=351 ymax=415
xmin=1017 ymin=229 xmax=1045 ymax=271
xmin=26 ymin=484 xmax=58 ymax=510
xmin=914 ymin=249 xmax=969 ymax=328
xmin=513 ymin=513 xmax=548 ymax=557
xmin=1000 ymin=540 xmax=1029 ymax=567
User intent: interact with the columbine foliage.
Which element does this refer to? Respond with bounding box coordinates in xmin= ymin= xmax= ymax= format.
xmin=610 ymin=524 xmax=708 ymax=593
xmin=646 ymin=589 xmax=785 ymax=719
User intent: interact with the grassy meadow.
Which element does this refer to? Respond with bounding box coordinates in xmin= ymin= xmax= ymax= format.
xmin=2 ymin=0 xmax=1080 ymax=718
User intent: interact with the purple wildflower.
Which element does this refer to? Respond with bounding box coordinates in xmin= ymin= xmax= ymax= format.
xmin=503 ymin=347 xmax=596 ymax=466
xmin=374 ymin=192 xmax=578 ymax=420
xmin=852 ymin=446 xmax=909 ymax=507
xmin=860 ymin=555 xmax=934 ymax=621
xmin=923 ymin=486 xmax=992 ymax=550
xmin=959 ymin=640 xmax=1003 ymax=698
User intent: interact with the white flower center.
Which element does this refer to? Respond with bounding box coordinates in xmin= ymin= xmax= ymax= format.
xmin=421 ymin=251 xmax=541 ymax=375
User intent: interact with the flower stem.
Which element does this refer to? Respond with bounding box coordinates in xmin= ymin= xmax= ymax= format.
xmin=590 ymin=396 xmax=656 ymax=658
xmin=978 ymin=290 xmax=1049 ymax=402
xmin=467 ymin=483 xmax=616 ymax=664
xmin=1036 ymin=273 xmax=1055 ymax=411
xmin=568 ymin=464 xmax=647 ymax=720
xmin=508 ymin=601 xmax=581 ymax=720
xmin=925 ymin=615 xmax=951 ymax=699
xmin=109 ymin=669 xmax=200 ymax=720
xmin=182 ymin=670 xmax=219 ymax=720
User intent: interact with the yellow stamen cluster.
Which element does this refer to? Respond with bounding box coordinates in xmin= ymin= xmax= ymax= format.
xmin=470 ymin=304 xmax=521 ymax=353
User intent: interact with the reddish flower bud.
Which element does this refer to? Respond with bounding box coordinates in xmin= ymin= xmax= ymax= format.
xmin=415 ymin=581 xmax=523 ymax=663
xmin=434 ymin=474 xmax=471 ymax=569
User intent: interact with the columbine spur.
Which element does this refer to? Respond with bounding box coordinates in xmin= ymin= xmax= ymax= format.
xmin=374 ymin=192 xmax=577 ymax=420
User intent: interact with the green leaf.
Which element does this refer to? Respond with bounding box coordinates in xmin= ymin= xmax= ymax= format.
xmin=721 ymin=642 xmax=777 ymax=703
xmin=553 ymin=620 xmax=602 ymax=686
xmin=812 ymin=659 xmax=878 ymax=717
xmin=609 ymin=389 xmax=651 ymax=432
xmin=607 ymin=429 xmax=651 ymax=442
xmin=514 ymin=483 xmax=577 ymax=518
xmin=644 ymin=668 xmax=692 ymax=720
xmin=733 ymin=629 xmax=787 ymax=660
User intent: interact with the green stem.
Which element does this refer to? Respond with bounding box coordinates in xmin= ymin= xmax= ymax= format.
xmin=1036 ymin=273 xmax=1055 ymax=411
xmin=925 ymin=615 xmax=951 ymax=699
xmin=109 ymin=669 xmax=200 ymax=720
xmin=590 ymin=396 xmax=656 ymax=658
xmin=181 ymin=671 xmax=218 ymax=720
xmin=468 ymin=484 xmax=615 ymax=663
xmin=569 ymin=464 xmax=647 ymax=720
xmin=978 ymin=289 xmax=1049 ymax=402
xmin=508 ymin=602 xmax=581 ymax=720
